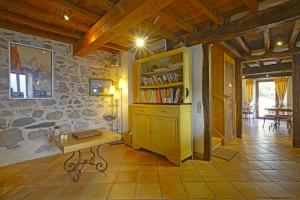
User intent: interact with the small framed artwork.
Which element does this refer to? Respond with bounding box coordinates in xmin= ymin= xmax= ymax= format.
xmin=89 ymin=78 xmax=113 ymax=96
xmin=9 ymin=42 xmax=54 ymax=99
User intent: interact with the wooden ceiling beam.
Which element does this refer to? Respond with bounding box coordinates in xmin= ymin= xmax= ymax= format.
xmin=0 ymin=10 xmax=82 ymax=39
xmin=242 ymin=62 xmax=292 ymax=75
xmin=89 ymin=0 xmax=114 ymax=11
xmin=245 ymin=71 xmax=292 ymax=79
xmin=243 ymin=48 xmax=300 ymax=61
xmin=158 ymin=8 xmax=195 ymax=33
xmin=263 ymin=28 xmax=270 ymax=52
xmin=181 ymin=0 xmax=300 ymax=46
xmin=0 ymin=0 xmax=89 ymax=32
xmin=243 ymin=0 xmax=258 ymax=13
xmin=38 ymin=0 xmax=101 ymax=21
xmin=74 ymin=0 xmax=174 ymax=57
xmin=289 ymin=19 xmax=300 ymax=48
xmin=188 ymin=0 xmax=224 ymax=25
xmin=235 ymin=36 xmax=250 ymax=53
xmin=0 ymin=20 xmax=75 ymax=43
xmin=104 ymin=42 xmax=129 ymax=51
xmin=219 ymin=41 xmax=242 ymax=58
xmin=98 ymin=46 xmax=120 ymax=54
xmin=137 ymin=20 xmax=175 ymax=39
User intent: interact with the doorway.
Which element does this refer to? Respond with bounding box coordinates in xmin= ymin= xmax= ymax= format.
xmin=256 ymin=80 xmax=276 ymax=118
xmin=256 ymin=79 xmax=288 ymax=118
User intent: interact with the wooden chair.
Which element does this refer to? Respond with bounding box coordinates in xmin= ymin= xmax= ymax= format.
xmin=262 ymin=114 xmax=277 ymax=130
xmin=243 ymin=106 xmax=255 ymax=122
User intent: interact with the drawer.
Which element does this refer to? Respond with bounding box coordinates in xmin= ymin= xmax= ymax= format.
xmin=134 ymin=107 xmax=154 ymax=115
xmin=153 ymin=108 xmax=179 ymax=117
xmin=134 ymin=106 xmax=179 ymax=117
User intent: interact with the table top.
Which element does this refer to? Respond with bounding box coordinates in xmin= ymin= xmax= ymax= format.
xmin=265 ymin=107 xmax=293 ymax=112
xmin=53 ymin=129 xmax=121 ymax=153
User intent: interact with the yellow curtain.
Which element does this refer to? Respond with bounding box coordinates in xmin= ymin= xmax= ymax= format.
xmin=245 ymin=79 xmax=254 ymax=104
xmin=274 ymin=77 xmax=288 ymax=105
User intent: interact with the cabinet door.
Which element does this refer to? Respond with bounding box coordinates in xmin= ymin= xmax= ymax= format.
xmin=133 ymin=114 xmax=152 ymax=149
xmin=155 ymin=117 xmax=177 ymax=155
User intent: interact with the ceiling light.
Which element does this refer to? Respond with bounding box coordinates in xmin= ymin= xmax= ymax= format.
xmin=266 ymin=74 xmax=269 ymax=78
xmin=136 ymin=37 xmax=145 ymax=47
xmin=64 ymin=14 xmax=69 ymax=21
xmin=276 ymin=41 xmax=283 ymax=46
xmin=242 ymin=75 xmax=245 ymax=79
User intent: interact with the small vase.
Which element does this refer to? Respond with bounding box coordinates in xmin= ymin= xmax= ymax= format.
xmin=54 ymin=129 xmax=60 ymax=136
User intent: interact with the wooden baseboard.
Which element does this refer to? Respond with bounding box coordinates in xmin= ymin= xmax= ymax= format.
xmin=122 ymin=132 xmax=132 ymax=147
xmin=193 ymin=151 xmax=204 ymax=159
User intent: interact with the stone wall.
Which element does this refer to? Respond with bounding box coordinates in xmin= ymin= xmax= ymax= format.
xmin=0 ymin=29 xmax=119 ymax=166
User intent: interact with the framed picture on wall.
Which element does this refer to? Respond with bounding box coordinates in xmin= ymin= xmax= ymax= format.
xmin=89 ymin=78 xmax=113 ymax=96
xmin=9 ymin=42 xmax=54 ymax=99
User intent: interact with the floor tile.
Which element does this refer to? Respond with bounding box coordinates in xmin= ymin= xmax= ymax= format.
xmin=135 ymin=183 xmax=161 ymax=199
xmin=198 ymin=170 xmax=224 ymax=181
xmin=206 ymin=182 xmax=241 ymax=199
xmin=160 ymin=182 xmax=188 ymax=199
xmin=254 ymin=181 xmax=295 ymax=198
xmin=230 ymin=182 xmax=268 ymax=199
xmin=277 ymin=182 xmax=300 ymax=197
xmin=115 ymin=171 xmax=138 ymax=183
xmin=158 ymin=170 xmax=181 ymax=182
xmin=109 ymin=183 xmax=136 ymax=199
xmin=179 ymin=169 xmax=204 ymax=182
xmin=183 ymin=182 xmax=214 ymax=199
xmin=137 ymin=170 xmax=159 ymax=183
xmin=80 ymin=183 xmax=112 ymax=200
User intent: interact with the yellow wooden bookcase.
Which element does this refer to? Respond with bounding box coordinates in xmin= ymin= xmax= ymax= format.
xmin=131 ymin=47 xmax=193 ymax=166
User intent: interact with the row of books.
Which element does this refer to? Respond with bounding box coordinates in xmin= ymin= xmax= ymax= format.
xmin=141 ymin=73 xmax=181 ymax=86
xmin=139 ymin=88 xmax=182 ymax=103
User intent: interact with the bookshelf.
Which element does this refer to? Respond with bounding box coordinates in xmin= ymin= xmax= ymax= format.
xmin=131 ymin=47 xmax=193 ymax=166
xmin=135 ymin=47 xmax=192 ymax=104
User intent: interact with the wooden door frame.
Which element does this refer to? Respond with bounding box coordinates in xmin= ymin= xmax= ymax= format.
xmin=292 ymin=53 xmax=300 ymax=147
xmin=202 ymin=43 xmax=211 ymax=161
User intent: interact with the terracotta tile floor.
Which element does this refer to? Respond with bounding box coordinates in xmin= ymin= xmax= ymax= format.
xmin=1 ymin=119 xmax=300 ymax=199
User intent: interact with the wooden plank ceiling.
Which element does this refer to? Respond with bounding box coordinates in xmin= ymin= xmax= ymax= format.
xmin=0 ymin=0 xmax=299 ymax=64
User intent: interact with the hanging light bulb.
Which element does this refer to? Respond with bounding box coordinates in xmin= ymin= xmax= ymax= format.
xmin=64 ymin=14 xmax=70 ymax=21
xmin=136 ymin=37 xmax=145 ymax=47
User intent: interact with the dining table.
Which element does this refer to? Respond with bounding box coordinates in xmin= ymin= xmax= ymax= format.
xmin=264 ymin=107 xmax=293 ymax=132
xmin=265 ymin=107 xmax=293 ymax=113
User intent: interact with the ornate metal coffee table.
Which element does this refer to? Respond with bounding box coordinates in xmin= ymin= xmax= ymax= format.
xmin=53 ymin=129 xmax=121 ymax=182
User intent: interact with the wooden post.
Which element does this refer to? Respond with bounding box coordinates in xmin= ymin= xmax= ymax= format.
xmin=202 ymin=43 xmax=211 ymax=161
xmin=235 ymin=58 xmax=242 ymax=138
xmin=292 ymin=53 xmax=300 ymax=147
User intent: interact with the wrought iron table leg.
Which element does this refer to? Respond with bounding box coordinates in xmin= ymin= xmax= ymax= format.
xmin=63 ymin=145 xmax=108 ymax=182
xmin=95 ymin=145 xmax=108 ymax=172
xmin=64 ymin=151 xmax=76 ymax=172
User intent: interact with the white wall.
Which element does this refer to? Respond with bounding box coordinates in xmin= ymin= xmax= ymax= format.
xmin=119 ymin=52 xmax=134 ymax=133
xmin=189 ymin=45 xmax=205 ymax=155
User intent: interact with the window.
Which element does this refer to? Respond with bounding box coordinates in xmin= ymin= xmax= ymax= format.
xmin=10 ymin=73 xmax=27 ymax=98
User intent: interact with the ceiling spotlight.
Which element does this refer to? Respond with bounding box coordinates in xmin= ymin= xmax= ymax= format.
xmin=136 ymin=37 xmax=145 ymax=47
xmin=266 ymin=74 xmax=269 ymax=78
xmin=242 ymin=75 xmax=245 ymax=79
xmin=64 ymin=14 xmax=70 ymax=21
xmin=276 ymin=41 xmax=283 ymax=46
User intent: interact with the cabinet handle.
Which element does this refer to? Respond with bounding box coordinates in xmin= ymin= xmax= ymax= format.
xmin=185 ymin=88 xmax=189 ymax=98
